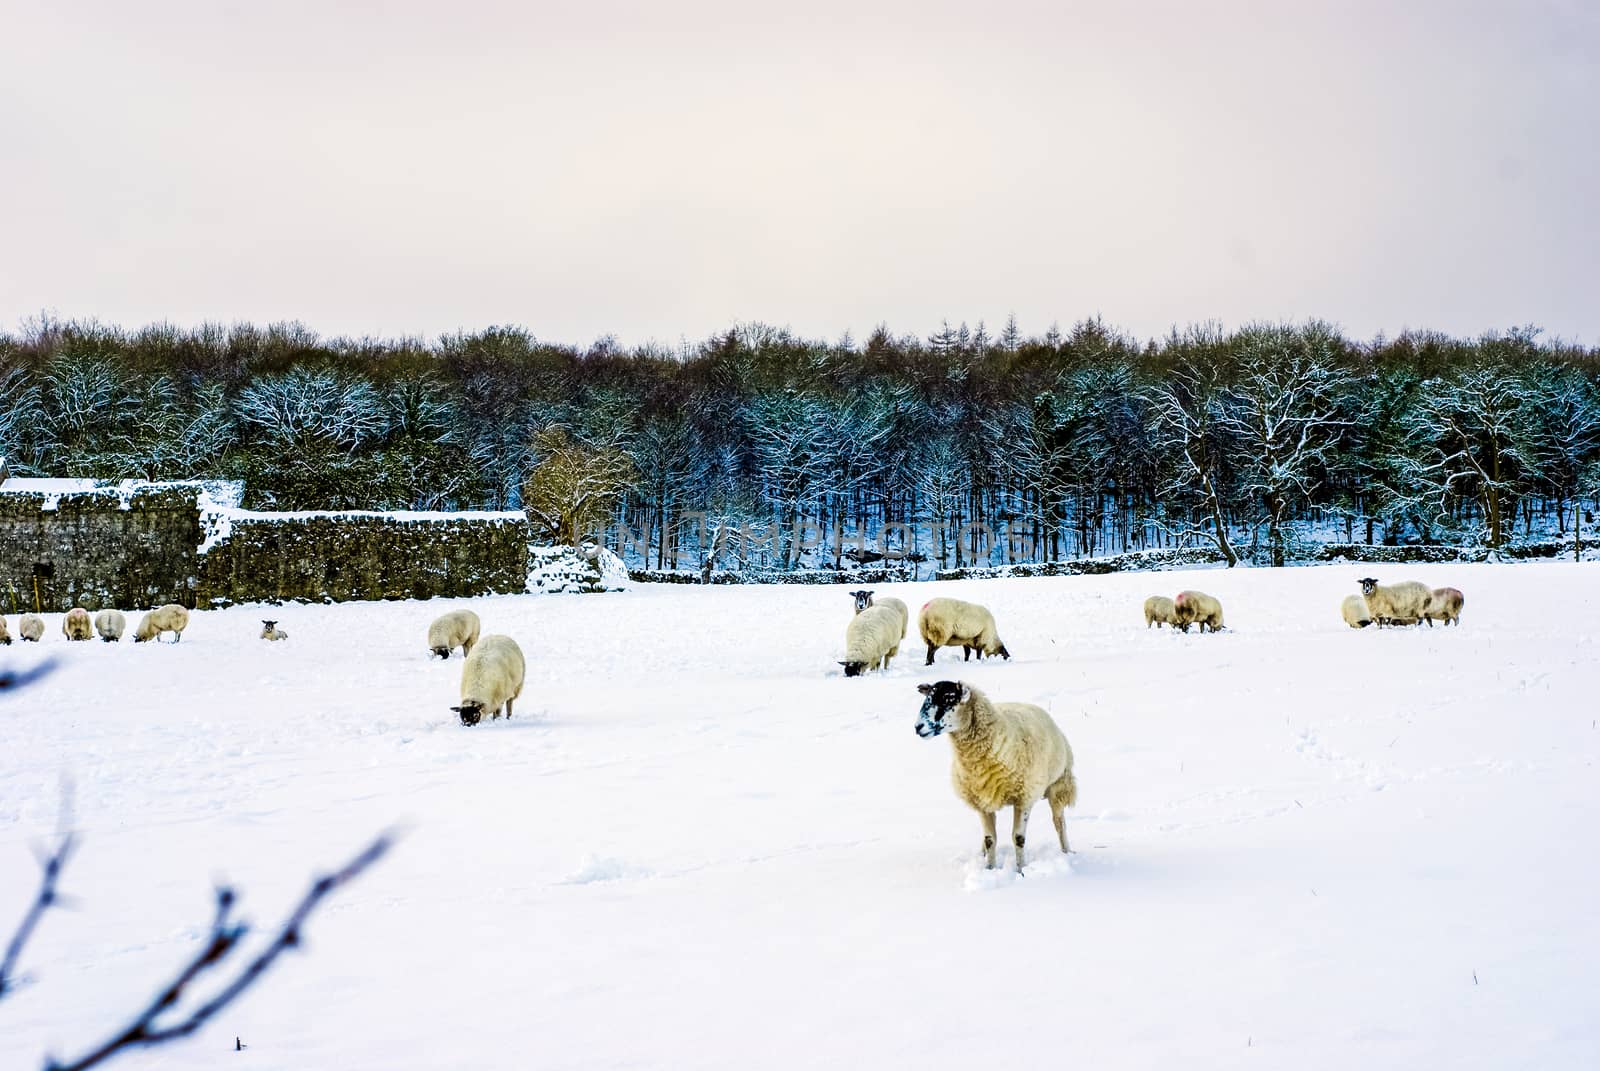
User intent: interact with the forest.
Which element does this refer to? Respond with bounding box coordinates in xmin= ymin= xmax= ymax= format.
xmin=2 ymin=316 xmax=1597 ymax=572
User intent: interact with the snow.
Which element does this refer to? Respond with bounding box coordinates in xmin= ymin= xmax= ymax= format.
xmin=2 ymin=562 xmax=1598 ymax=1069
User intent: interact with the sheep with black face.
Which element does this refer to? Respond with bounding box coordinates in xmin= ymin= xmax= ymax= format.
xmin=452 ymin=634 xmax=525 ymax=726
xmin=260 ymin=619 xmax=288 ymax=641
xmin=915 ymin=680 xmax=1077 ymax=873
xmin=839 ymin=603 xmax=902 ymax=677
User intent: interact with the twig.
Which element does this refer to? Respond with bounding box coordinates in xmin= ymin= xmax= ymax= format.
xmin=46 ymin=831 xmax=395 ymax=1071
xmin=0 ymin=657 xmax=59 ymax=692
xmin=0 ymin=780 xmax=75 ymax=1002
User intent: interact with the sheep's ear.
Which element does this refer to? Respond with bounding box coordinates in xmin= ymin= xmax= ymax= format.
xmin=917 ymin=683 xmax=933 ymax=696
xmin=958 ymin=683 xmax=971 ymax=702
xmin=838 ymin=661 xmax=850 ymax=667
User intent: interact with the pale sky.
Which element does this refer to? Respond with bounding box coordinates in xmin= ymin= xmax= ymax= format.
xmin=2 ymin=0 xmax=1596 ymax=348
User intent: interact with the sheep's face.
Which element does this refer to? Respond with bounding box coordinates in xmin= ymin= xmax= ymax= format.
xmin=431 ymin=646 xmax=451 ymax=659
xmin=453 ymin=701 xmax=484 ymax=727
xmin=915 ymin=681 xmax=968 ymax=737
xmin=839 ymin=660 xmax=868 ymax=677
xmin=850 ymin=590 xmax=874 ymax=613
xmin=1358 ymin=578 xmax=1379 ymax=596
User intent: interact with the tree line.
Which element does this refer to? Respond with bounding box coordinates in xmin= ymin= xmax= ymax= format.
xmin=3 ymin=316 xmax=1598 ymax=570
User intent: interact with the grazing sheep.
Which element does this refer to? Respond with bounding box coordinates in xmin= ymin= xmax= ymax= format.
xmin=427 ymin=609 xmax=480 ymax=660
xmin=839 ymin=604 xmax=903 ymax=677
xmin=1143 ymin=595 xmax=1177 ymax=629
xmin=1340 ymin=594 xmax=1373 ymax=629
xmin=94 ymin=609 xmax=126 ymax=642
xmin=919 ymin=597 xmax=1010 ymax=665
xmin=1423 ymin=586 xmax=1464 ymax=627
xmin=133 ymin=604 xmax=190 ymax=643
xmin=0 ymin=616 xmax=9 ymax=645
xmin=849 ymin=589 xmax=909 ymax=640
xmin=915 ymin=681 xmax=1077 ymax=873
xmin=452 ymin=634 xmax=525 ymax=726
xmin=1172 ymin=590 xmax=1224 ymax=633
xmin=18 ymin=613 xmax=44 ymax=642
xmin=62 ymin=607 xmax=93 ymax=641
xmin=1357 ymin=578 xmax=1430 ymax=627
xmin=260 ymin=619 xmax=289 ymax=641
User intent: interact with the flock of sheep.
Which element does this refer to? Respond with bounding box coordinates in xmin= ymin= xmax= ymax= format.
xmin=0 ymin=603 xmax=191 ymax=645
xmin=427 ymin=608 xmax=526 ymax=727
xmin=839 ymin=573 xmax=1469 ymax=873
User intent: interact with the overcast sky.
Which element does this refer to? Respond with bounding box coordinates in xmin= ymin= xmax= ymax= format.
xmin=1 ymin=0 xmax=1595 ymax=349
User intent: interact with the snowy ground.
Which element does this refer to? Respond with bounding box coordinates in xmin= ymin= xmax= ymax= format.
xmin=2 ymin=563 xmax=1598 ymax=1070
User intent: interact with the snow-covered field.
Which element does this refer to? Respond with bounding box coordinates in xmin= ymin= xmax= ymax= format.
xmin=2 ymin=563 xmax=1598 ymax=1069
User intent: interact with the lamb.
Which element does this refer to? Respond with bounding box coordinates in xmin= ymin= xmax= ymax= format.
xmin=918 ymin=597 xmax=1010 ymax=665
xmin=1357 ymin=578 xmax=1430 ymax=627
xmin=915 ymin=681 xmax=1077 ymax=873
xmin=18 ymin=613 xmax=44 ymax=642
xmin=1143 ymin=595 xmax=1177 ymax=629
xmin=1340 ymin=594 xmax=1373 ymax=629
xmin=1423 ymin=586 xmax=1464 ymax=627
xmin=260 ymin=619 xmax=289 ymax=641
xmin=62 ymin=607 xmax=93 ymax=641
xmin=849 ymin=589 xmax=909 ymax=639
xmin=94 ymin=609 xmax=126 ymax=642
xmin=1171 ymin=590 xmax=1224 ymax=633
xmin=133 ymin=603 xmax=190 ymax=643
xmin=839 ymin=604 xmax=903 ymax=677
xmin=427 ymin=609 xmax=481 ymax=659
xmin=452 ymin=634 xmax=526 ymax=726
xmin=0 ymin=616 xmax=9 ymax=645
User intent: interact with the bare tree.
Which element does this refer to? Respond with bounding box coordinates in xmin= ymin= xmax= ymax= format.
xmin=1142 ymin=332 xmax=1241 ymax=566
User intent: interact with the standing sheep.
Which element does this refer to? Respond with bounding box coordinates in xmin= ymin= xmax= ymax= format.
xmin=914 ymin=681 xmax=1077 ymax=873
xmin=839 ymin=604 xmax=903 ymax=677
xmin=62 ymin=607 xmax=93 ymax=641
xmin=133 ymin=604 xmax=190 ymax=643
xmin=1172 ymin=590 xmax=1224 ymax=633
xmin=18 ymin=613 xmax=44 ymax=642
xmin=918 ymin=597 xmax=1010 ymax=665
xmin=1340 ymin=594 xmax=1373 ymax=628
xmin=849 ymin=590 xmax=909 ymax=640
xmin=94 ymin=609 xmax=126 ymax=642
xmin=427 ymin=609 xmax=481 ymax=659
xmin=1143 ymin=595 xmax=1177 ymax=629
xmin=260 ymin=619 xmax=289 ymax=641
xmin=452 ymin=634 xmax=526 ymax=726
xmin=1423 ymin=587 xmax=1464 ymax=627
xmin=1357 ymin=578 xmax=1430 ymax=627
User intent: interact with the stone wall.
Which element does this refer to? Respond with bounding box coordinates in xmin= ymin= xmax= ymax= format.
xmin=0 ymin=487 xmax=203 ymax=613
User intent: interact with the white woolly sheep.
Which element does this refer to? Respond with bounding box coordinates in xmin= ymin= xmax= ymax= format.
xmin=62 ymin=607 xmax=93 ymax=641
xmin=1423 ymin=586 xmax=1464 ymax=627
xmin=918 ymin=597 xmax=1010 ymax=665
xmin=1172 ymin=590 xmax=1224 ymax=633
xmin=133 ymin=604 xmax=190 ymax=643
xmin=260 ymin=619 xmax=289 ymax=641
xmin=1357 ymin=578 xmax=1430 ymax=627
xmin=1340 ymin=594 xmax=1373 ymax=629
xmin=427 ymin=609 xmax=481 ymax=659
xmin=0 ymin=616 xmax=9 ymax=645
xmin=840 ymin=604 xmax=903 ymax=677
xmin=18 ymin=613 xmax=44 ymax=642
xmin=453 ymin=634 xmax=526 ymax=726
xmin=915 ymin=680 xmax=1077 ymax=873
xmin=94 ymin=609 xmax=126 ymax=642
xmin=1143 ymin=595 xmax=1177 ymax=629
xmin=850 ymin=589 xmax=908 ymax=639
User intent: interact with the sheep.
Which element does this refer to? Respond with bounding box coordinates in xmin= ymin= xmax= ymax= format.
xmin=914 ymin=680 xmax=1077 ymax=873
xmin=62 ymin=607 xmax=93 ymax=641
xmin=452 ymin=634 xmax=525 ymax=726
xmin=839 ymin=604 xmax=903 ymax=677
xmin=1423 ymin=586 xmax=1464 ymax=627
xmin=133 ymin=603 xmax=190 ymax=643
xmin=18 ymin=613 xmax=44 ymax=642
xmin=1143 ymin=595 xmax=1177 ymax=629
xmin=849 ymin=589 xmax=908 ymax=639
xmin=94 ymin=609 xmax=126 ymax=642
xmin=1171 ymin=590 xmax=1224 ymax=633
xmin=260 ymin=619 xmax=289 ymax=641
xmin=918 ymin=597 xmax=1010 ymax=665
xmin=0 ymin=616 xmax=9 ymax=645
xmin=427 ymin=609 xmax=480 ymax=660
xmin=1340 ymin=594 xmax=1373 ymax=629
xmin=1357 ymin=577 xmax=1430 ymax=628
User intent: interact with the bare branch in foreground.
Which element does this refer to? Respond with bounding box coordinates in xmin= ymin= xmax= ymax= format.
xmin=45 ymin=831 xmax=395 ymax=1071
xmin=0 ymin=658 xmax=58 ymax=693
xmin=0 ymin=778 xmax=75 ymax=1003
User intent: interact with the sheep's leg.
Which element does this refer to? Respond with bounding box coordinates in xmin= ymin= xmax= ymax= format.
xmin=925 ymin=643 xmax=937 ymax=666
xmin=980 ymin=811 xmax=997 ymax=869
xmin=963 ymin=645 xmax=972 ymax=662
xmin=1011 ymin=803 xmax=1029 ymax=873
xmin=1050 ymin=800 xmax=1069 ymax=854
xmin=505 ymin=697 xmax=514 ymax=719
